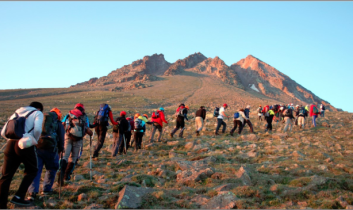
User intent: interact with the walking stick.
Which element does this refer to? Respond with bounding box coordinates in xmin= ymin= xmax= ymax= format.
xmin=123 ymin=134 xmax=127 ymax=154
xmin=59 ymin=152 xmax=62 ymax=199
xmin=90 ymin=131 xmax=95 ymax=182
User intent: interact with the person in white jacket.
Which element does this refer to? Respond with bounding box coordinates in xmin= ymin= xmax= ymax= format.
xmin=230 ymin=108 xmax=249 ymax=136
xmin=0 ymin=102 xmax=44 ymax=208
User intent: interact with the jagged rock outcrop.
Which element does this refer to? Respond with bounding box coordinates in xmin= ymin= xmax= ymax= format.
xmin=72 ymin=54 xmax=170 ymax=87
xmin=231 ymin=55 xmax=335 ymax=110
xmin=164 ymin=52 xmax=207 ymax=75
xmin=190 ymin=56 xmax=243 ymax=88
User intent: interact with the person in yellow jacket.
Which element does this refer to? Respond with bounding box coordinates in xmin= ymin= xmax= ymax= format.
xmin=265 ymin=108 xmax=275 ymax=132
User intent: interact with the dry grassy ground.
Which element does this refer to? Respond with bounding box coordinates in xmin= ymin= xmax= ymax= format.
xmin=0 ymin=74 xmax=352 ymax=209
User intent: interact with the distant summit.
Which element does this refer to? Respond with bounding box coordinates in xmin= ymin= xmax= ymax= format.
xmin=71 ymin=52 xmax=335 ymax=110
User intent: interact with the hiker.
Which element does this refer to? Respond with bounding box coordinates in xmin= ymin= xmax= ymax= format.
xmin=195 ymin=106 xmax=206 ymax=136
xmin=273 ymin=105 xmax=281 ymax=128
xmin=294 ymin=105 xmax=300 ymax=126
xmin=257 ymin=105 xmax=263 ymax=121
xmin=0 ymin=102 xmax=44 ymax=208
xmin=27 ymin=108 xmax=65 ymax=201
xmin=309 ymin=104 xmax=320 ymax=127
xmin=150 ymin=107 xmax=168 ymax=142
xmin=230 ymin=108 xmax=248 ymax=135
xmin=133 ymin=113 xmax=148 ymax=151
xmin=265 ymin=108 xmax=275 ymax=132
xmin=170 ymin=104 xmax=189 ymax=138
xmin=59 ymin=104 xmax=93 ymax=186
xmin=243 ymin=105 xmax=254 ymax=133
xmin=112 ymin=111 xmax=129 ymax=157
xmin=92 ymin=104 xmax=118 ymax=158
xmin=215 ymin=104 xmax=229 ymax=135
xmin=297 ymin=105 xmax=308 ymax=129
xmin=283 ymin=107 xmax=294 ymax=132
xmin=320 ymin=104 xmax=326 ymax=117
xmin=126 ymin=117 xmax=134 ymax=148
xmin=61 ymin=103 xmax=91 ymax=166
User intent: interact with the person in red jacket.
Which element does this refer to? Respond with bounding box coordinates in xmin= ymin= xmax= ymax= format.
xmin=150 ymin=107 xmax=168 ymax=143
xmin=309 ymin=103 xmax=320 ymax=127
xmin=92 ymin=104 xmax=118 ymax=158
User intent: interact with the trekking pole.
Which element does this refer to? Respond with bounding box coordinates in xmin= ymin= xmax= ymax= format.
xmin=59 ymin=152 xmax=62 ymax=199
xmin=90 ymin=131 xmax=95 ymax=182
xmin=123 ymin=134 xmax=127 ymax=154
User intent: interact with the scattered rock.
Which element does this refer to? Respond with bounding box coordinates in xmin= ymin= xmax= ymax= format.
xmin=145 ymin=143 xmax=156 ymax=149
xmin=211 ymin=172 xmax=229 ymax=180
xmin=346 ymin=205 xmax=353 ymax=209
xmin=272 ymin=133 xmax=288 ymax=140
xmin=84 ymin=203 xmax=104 ymax=209
xmin=235 ymin=166 xmax=251 ymax=186
xmin=201 ymin=191 xmax=238 ymax=209
xmin=214 ymin=183 xmax=240 ymax=193
xmin=336 ymin=196 xmax=349 ymax=208
xmin=185 ymin=142 xmax=195 ymax=150
xmin=318 ymin=165 xmax=328 ymax=171
xmin=292 ymin=151 xmax=305 ymax=157
xmin=175 ymin=156 xmax=216 ymax=171
xmin=115 ymin=185 xmax=154 ymax=209
xmin=191 ymin=195 xmax=210 ymax=206
xmin=43 ymin=199 xmax=57 ymax=208
xmin=78 ymin=193 xmax=88 ymax=201
xmin=74 ymin=175 xmax=85 ymax=181
xmin=247 ymin=150 xmax=258 ymax=158
xmin=241 ymin=134 xmax=259 ymax=141
xmin=167 ymin=141 xmax=179 ymax=146
xmin=177 ymin=168 xmax=215 ymax=186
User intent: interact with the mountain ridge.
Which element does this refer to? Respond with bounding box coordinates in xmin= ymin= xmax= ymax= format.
xmin=71 ymin=52 xmax=335 ymax=111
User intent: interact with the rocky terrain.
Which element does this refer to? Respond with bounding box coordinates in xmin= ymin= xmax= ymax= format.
xmin=71 ymin=52 xmax=335 ymax=110
xmin=0 ymin=109 xmax=352 ymax=209
xmin=231 ymin=55 xmax=334 ymax=110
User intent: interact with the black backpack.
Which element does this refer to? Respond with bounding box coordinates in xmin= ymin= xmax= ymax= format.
xmin=37 ymin=112 xmax=59 ymax=151
xmin=5 ymin=110 xmax=36 ymax=139
xmin=213 ymin=107 xmax=220 ymax=117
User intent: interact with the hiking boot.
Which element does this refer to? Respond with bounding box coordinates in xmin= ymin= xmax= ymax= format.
xmin=64 ymin=162 xmax=75 ymax=181
xmin=215 ymin=132 xmax=220 ymax=136
xmin=230 ymin=132 xmax=234 ymax=136
xmin=10 ymin=196 xmax=32 ymax=206
xmin=196 ymin=131 xmax=200 ymax=136
xmin=41 ymin=190 xmax=53 ymax=196
xmin=27 ymin=193 xmax=37 ymax=202
xmin=169 ymin=133 xmax=174 ymax=138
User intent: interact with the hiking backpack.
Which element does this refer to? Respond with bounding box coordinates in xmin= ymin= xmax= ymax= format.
xmin=283 ymin=108 xmax=292 ymax=117
xmin=233 ymin=112 xmax=240 ymax=119
xmin=213 ymin=107 xmax=220 ymax=117
xmin=313 ymin=106 xmax=319 ymax=114
xmin=298 ymin=108 xmax=306 ymax=116
xmin=322 ymin=105 xmax=326 ymax=110
xmin=134 ymin=118 xmax=144 ymax=130
xmin=37 ymin=112 xmax=59 ymax=150
xmin=67 ymin=112 xmax=86 ymax=141
xmin=152 ymin=111 xmax=160 ymax=119
xmin=96 ymin=104 xmax=110 ymax=124
xmin=4 ymin=110 xmax=36 ymax=139
xmin=265 ymin=111 xmax=270 ymax=117
xmin=176 ymin=107 xmax=185 ymax=117
xmin=258 ymin=107 xmax=262 ymax=113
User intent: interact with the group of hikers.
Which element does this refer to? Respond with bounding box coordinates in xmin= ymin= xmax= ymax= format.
xmin=0 ymin=101 xmax=325 ymax=208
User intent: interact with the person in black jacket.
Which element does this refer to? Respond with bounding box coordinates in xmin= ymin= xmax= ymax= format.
xmin=243 ymin=105 xmax=254 ymax=133
xmin=170 ymin=105 xmax=189 ymax=138
xmin=112 ymin=111 xmax=129 ymax=157
xmin=27 ymin=108 xmax=65 ymax=201
xmin=195 ymin=106 xmax=206 ymax=136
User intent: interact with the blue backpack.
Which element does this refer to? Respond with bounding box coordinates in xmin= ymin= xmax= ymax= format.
xmin=96 ymin=104 xmax=110 ymax=125
xmin=233 ymin=112 xmax=240 ymax=119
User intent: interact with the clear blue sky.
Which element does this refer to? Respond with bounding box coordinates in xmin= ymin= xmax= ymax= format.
xmin=1 ymin=2 xmax=352 ymax=112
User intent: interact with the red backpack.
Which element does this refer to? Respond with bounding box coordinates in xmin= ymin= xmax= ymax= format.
xmin=152 ymin=111 xmax=160 ymax=119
